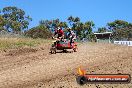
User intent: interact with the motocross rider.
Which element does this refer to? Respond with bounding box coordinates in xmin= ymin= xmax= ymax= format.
xmin=52 ymin=27 xmax=64 ymax=46
xmin=67 ymin=27 xmax=76 ymax=46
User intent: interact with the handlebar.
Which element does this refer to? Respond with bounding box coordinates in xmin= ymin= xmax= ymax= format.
xmin=52 ymin=37 xmax=61 ymax=41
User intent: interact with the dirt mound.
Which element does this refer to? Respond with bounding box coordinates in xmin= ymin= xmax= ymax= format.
xmin=6 ymin=48 xmax=38 ymax=56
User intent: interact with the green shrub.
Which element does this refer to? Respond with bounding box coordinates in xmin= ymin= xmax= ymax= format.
xmin=25 ymin=25 xmax=52 ymax=39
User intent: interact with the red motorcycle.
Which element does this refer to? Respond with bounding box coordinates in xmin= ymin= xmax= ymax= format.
xmin=50 ymin=38 xmax=77 ymax=54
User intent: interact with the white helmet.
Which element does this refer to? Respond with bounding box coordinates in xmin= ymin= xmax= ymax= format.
xmin=67 ymin=27 xmax=71 ymax=30
xmin=57 ymin=27 xmax=61 ymax=30
xmin=69 ymin=27 xmax=71 ymax=29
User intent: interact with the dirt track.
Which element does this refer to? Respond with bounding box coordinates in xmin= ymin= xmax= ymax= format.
xmin=0 ymin=42 xmax=132 ymax=88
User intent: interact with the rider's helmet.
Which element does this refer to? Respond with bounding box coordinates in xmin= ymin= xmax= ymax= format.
xmin=67 ymin=27 xmax=71 ymax=31
xmin=57 ymin=27 xmax=61 ymax=30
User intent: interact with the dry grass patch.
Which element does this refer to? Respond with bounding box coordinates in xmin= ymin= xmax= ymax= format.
xmin=0 ymin=38 xmax=52 ymax=51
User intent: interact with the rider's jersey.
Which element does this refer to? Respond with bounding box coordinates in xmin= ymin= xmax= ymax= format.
xmin=68 ymin=30 xmax=76 ymax=39
xmin=54 ymin=29 xmax=64 ymax=38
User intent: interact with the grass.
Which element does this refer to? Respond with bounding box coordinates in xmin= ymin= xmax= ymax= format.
xmin=0 ymin=38 xmax=52 ymax=50
xmin=0 ymin=37 xmax=88 ymax=51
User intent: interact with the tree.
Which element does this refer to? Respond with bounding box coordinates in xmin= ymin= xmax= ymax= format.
xmin=107 ymin=20 xmax=129 ymax=32
xmin=25 ymin=25 xmax=52 ymax=39
xmin=97 ymin=27 xmax=108 ymax=33
xmin=107 ymin=20 xmax=132 ymax=40
xmin=0 ymin=15 xmax=6 ymax=31
xmin=67 ymin=16 xmax=82 ymax=39
xmin=67 ymin=16 xmax=80 ymax=29
xmin=67 ymin=16 xmax=95 ymax=40
xmin=39 ymin=19 xmax=68 ymax=32
xmin=2 ymin=6 xmax=32 ymax=33
xmin=78 ymin=21 xmax=95 ymax=41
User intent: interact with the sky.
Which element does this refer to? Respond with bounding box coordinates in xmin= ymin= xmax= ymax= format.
xmin=0 ymin=0 xmax=132 ymax=31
